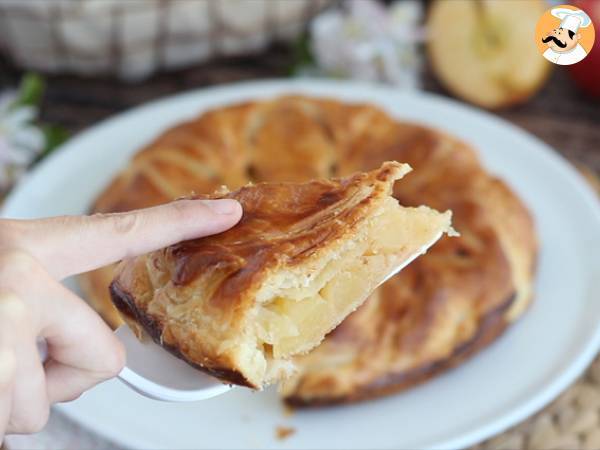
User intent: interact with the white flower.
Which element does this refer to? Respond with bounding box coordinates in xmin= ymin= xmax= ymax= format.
xmin=310 ymin=0 xmax=424 ymax=87
xmin=0 ymin=91 xmax=45 ymax=192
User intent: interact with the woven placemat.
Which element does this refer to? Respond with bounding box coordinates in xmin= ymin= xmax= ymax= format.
xmin=473 ymin=166 xmax=600 ymax=450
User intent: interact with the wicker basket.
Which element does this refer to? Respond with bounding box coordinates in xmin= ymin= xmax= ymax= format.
xmin=0 ymin=0 xmax=329 ymax=80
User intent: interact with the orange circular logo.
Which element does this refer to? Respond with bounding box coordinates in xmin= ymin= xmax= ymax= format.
xmin=535 ymin=4 xmax=595 ymax=65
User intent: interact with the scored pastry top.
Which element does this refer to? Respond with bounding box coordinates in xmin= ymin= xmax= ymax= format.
xmin=167 ymin=161 xmax=410 ymax=288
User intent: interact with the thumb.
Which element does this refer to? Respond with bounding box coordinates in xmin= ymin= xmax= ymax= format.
xmin=10 ymin=198 xmax=242 ymax=279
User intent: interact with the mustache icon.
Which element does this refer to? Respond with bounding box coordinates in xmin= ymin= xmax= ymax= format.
xmin=542 ymin=35 xmax=567 ymax=48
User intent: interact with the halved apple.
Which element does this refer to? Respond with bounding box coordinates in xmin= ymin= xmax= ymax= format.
xmin=427 ymin=0 xmax=551 ymax=109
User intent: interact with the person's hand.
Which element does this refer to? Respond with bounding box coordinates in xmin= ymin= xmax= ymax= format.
xmin=0 ymin=198 xmax=242 ymax=438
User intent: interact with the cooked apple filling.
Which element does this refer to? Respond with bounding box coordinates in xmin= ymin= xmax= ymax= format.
xmin=248 ymin=199 xmax=452 ymax=384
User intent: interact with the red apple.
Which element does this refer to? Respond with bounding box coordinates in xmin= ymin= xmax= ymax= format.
xmin=568 ymin=0 xmax=600 ymax=98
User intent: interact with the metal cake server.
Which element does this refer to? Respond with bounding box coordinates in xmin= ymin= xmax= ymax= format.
xmin=114 ymin=325 xmax=233 ymax=402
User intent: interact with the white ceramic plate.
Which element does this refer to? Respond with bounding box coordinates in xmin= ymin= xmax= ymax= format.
xmin=3 ymin=80 xmax=600 ymax=450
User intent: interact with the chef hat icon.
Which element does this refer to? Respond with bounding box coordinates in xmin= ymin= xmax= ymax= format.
xmin=551 ymin=7 xmax=592 ymax=33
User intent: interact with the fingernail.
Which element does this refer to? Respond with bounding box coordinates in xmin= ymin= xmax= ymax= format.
xmin=203 ymin=199 xmax=240 ymax=215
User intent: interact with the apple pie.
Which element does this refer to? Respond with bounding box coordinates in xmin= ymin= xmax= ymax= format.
xmin=109 ymin=162 xmax=454 ymax=388
xmin=81 ymin=95 xmax=536 ymax=403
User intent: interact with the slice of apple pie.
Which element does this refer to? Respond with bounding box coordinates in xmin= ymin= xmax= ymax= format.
xmin=109 ymin=161 xmax=454 ymax=388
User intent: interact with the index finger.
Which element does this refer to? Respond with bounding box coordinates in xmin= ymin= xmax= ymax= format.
xmin=7 ymin=199 xmax=242 ymax=279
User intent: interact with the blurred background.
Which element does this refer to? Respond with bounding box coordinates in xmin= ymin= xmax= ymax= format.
xmin=0 ymin=0 xmax=599 ymax=449
xmin=0 ymin=0 xmax=598 ymax=198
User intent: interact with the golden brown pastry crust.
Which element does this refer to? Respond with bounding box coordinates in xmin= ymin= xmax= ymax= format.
xmin=81 ymin=95 xmax=536 ymax=403
xmin=110 ymin=280 xmax=254 ymax=386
